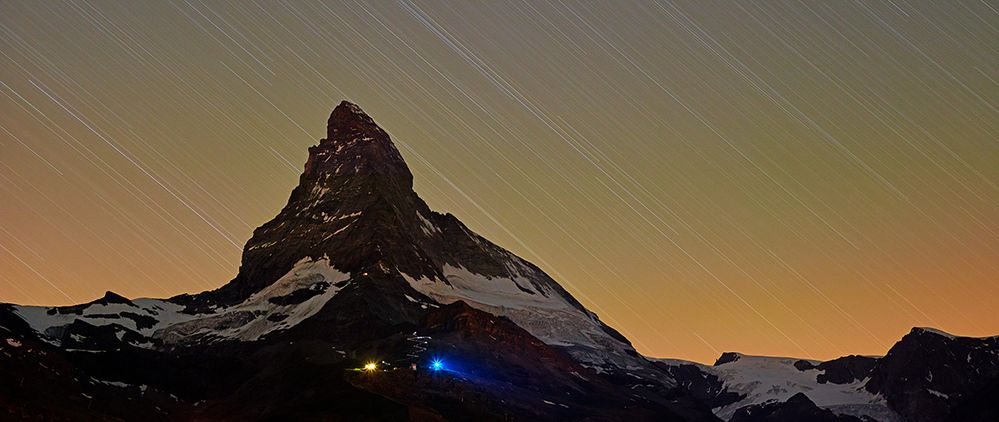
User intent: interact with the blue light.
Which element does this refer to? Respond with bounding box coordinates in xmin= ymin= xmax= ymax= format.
xmin=431 ymin=359 xmax=444 ymax=371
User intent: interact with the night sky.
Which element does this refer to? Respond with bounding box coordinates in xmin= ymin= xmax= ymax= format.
xmin=1 ymin=0 xmax=997 ymax=363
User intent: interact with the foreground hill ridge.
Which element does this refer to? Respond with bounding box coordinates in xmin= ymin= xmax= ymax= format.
xmin=2 ymin=101 xmax=998 ymax=421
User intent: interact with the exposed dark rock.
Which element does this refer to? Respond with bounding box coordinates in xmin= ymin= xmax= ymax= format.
xmin=714 ymin=352 xmax=742 ymax=366
xmin=47 ymin=291 xmax=136 ymax=315
xmin=794 ymin=355 xmax=878 ymax=385
xmin=119 ymin=312 xmax=158 ymax=330
xmin=654 ymin=360 xmax=744 ymax=409
xmin=865 ymin=328 xmax=999 ymax=422
xmin=267 ymin=281 xmax=331 ymax=306
xmin=265 ymin=313 xmax=288 ymax=322
xmin=946 ymin=376 xmax=999 ymax=422
xmin=730 ymin=393 xmax=867 ymax=422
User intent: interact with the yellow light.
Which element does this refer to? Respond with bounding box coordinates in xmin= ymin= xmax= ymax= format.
xmin=363 ymin=362 xmax=377 ymax=371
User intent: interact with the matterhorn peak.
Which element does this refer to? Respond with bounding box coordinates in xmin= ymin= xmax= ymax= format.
xmin=185 ymin=102 xmax=636 ymax=370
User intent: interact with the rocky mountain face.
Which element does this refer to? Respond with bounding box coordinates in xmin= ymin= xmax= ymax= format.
xmin=2 ymin=102 xmax=997 ymax=421
xmin=728 ymin=393 xmax=868 ymax=422
xmin=167 ymin=101 xmax=638 ymax=368
xmin=864 ymin=328 xmax=999 ymax=422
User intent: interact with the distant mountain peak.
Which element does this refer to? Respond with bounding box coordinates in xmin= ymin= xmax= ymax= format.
xmin=99 ymin=291 xmax=131 ymax=304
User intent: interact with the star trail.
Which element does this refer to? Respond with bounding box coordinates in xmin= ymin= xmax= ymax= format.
xmin=1 ymin=0 xmax=997 ymax=363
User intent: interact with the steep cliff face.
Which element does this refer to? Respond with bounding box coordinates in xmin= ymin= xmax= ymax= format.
xmin=215 ymin=101 xmax=428 ymax=304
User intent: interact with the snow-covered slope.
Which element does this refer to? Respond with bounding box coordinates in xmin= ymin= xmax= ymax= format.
xmin=656 ymin=353 xmax=902 ymax=421
xmin=404 ymin=262 xmax=634 ymax=368
xmin=158 ymin=257 xmax=348 ymax=343
xmin=709 ymin=354 xmax=895 ymax=421
xmin=13 ymin=293 xmax=196 ymax=348
xmin=12 ymin=258 xmax=350 ymax=347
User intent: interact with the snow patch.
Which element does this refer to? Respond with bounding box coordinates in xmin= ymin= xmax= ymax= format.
xmin=660 ymin=355 xmax=890 ymax=421
xmin=158 ymin=257 xmax=348 ymax=343
xmin=915 ymin=327 xmax=956 ymax=339
xmin=402 ymin=265 xmax=631 ymax=363
xmin=416 ymin=212 xmax=439 ymax=236
xmin=91 ymin=378 xmax=131 ymax=388
xmin=13 ymin=297 xmax=204 ymax=344
xmin=247 ymin=240 xmax=278 ymax=251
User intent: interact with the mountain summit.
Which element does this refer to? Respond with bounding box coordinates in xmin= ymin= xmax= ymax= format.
xmin=311 ymin=100 xmax=411 ymax=181
xmin=326 ymin=100 xmax=386 ymax=137
xmin=202 ymin=100 xmax=422 ymax=306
